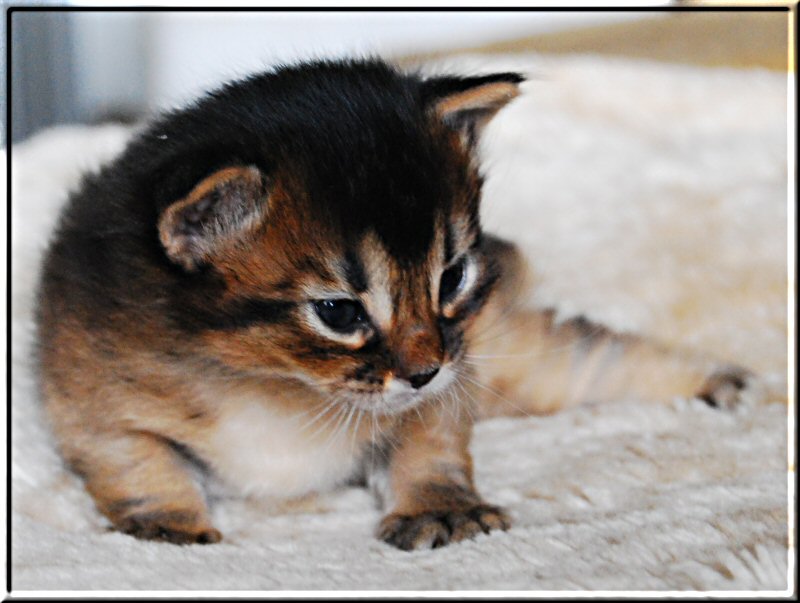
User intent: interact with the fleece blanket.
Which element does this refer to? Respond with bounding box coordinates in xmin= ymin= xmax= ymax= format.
xmin=8 ymin=53 xmax=792 ymax=593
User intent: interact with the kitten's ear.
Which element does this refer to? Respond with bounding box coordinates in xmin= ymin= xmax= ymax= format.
xmin=158 ymin=165 xmax=268 ymax=271
xmin=421 ymin=72 xmax=524 ymax=149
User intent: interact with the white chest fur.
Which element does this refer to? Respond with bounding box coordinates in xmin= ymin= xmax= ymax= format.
xmin=204 ymin=395 xmax=363 ymax=500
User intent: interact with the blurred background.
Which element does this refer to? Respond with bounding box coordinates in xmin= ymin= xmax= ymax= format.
xmin=7 ymin=7 xmax=790 ymax=144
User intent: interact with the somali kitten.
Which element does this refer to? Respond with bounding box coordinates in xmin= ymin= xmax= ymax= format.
xmin=36 ymin=58 xmax=755 ymax=550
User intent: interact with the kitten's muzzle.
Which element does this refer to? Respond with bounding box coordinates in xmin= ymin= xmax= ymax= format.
xmin=393 ymin=322 xmax=444 ymax=390
xmin=361 ymin=365 xmax=455 ymax=415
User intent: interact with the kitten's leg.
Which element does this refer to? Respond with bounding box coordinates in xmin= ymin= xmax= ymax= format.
xmin=61 ymin=428 xmax=221 ymax=544
xmin=471 ymin=308 xmax=754 ymax=417
xmin=372 ymin=402 xmax=509 ymax=551
xmin=470 ymin=235 xmax=758 ymax=417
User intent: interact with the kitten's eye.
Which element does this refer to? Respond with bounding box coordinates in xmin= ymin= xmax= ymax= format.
xmin=313 ymin=299 xmax=367 ymax=332
xmin=439 ymin=258 xmax=466 ymax=303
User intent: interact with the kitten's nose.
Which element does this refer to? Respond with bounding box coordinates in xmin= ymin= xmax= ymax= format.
xmin=408 ymin=366 xmax=440 ymax=389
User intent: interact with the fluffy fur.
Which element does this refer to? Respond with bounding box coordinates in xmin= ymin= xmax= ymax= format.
xmin=35 ymin=58 xmax=767 ymax=551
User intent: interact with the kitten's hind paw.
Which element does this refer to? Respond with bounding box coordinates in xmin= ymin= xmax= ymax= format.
xmin=696 ymin=365 xmax=767 ymax=411
xmin=377 ymin=504 xmax=510 ymax=551
xmin=116 ymin=509 xmax=222 ymax=545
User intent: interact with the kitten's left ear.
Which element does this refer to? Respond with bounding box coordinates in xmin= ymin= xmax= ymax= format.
xmin=421 ymin=72 xmax=524 ymax=149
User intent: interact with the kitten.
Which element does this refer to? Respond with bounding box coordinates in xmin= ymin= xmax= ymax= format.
xmin=35 ymin=58 xmax=755 ymax=550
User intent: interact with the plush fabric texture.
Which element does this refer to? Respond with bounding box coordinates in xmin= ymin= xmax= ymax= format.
xmin=9 ymin=53 xmax=790 ymax=592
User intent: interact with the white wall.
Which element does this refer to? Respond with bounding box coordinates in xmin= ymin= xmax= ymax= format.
xmin=144 ymin=12 xmax=653 ymax=111
xmin=70 ymin=12 xmax=148 ymax=119
xmin=69 ymin=11 xmax=656 ymax=117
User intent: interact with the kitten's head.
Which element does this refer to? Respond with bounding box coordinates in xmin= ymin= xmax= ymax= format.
xmin=152 ymin=59 xmax=523 ymax=415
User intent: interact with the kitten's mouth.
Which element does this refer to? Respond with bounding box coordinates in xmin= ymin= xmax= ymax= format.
xmin=343 ymin=365 xmax=457 ymax=416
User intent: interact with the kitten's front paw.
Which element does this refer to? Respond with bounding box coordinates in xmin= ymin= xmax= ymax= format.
xmin=697 ymin=365 xmax=763 ymax=410
xmin=377 ymin=504 xmax=510 ymax=551
xmin=116 ymin=509 xmax=222 ymax=545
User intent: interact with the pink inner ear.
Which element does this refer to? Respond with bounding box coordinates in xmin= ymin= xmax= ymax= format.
xmin=433 ymin=81 xmax=522 ymax=152
xmin=158 ymin=165 xmax=266 ymax=271
xmin=434 ymin=81 xmax=521 ymax=120
xmin=178 ymin=195 xmax=215 ymax=234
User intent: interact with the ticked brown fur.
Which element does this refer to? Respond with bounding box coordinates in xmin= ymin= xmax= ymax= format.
xmin=37 ymin=60 xmax=760 ymax=551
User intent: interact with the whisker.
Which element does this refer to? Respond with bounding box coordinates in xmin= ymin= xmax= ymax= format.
xmin=413 ymin=404 xmax=426 ymax=428
xmin=379 ymin=421 xmax=401 ymax=455
xmin=465 ymin=290 xmax=530 ymax=345
xmin=370 ymin=409 xmax=378 ymax=444
xmin=338 ymin=403 xmax=358 ymax=450
xmin=350 ymin=408 xmax=365 ymax=454
xmin=442 ymin=388 xmax=459 ymax=424
xmin=308 ymin=400 xmax=346 ymax=442
xmin=468 ymin=313 xmax=608 ymax=358
xmin=452 ymin=380 xmax=479 ymax=422
xmin=296 ymin=395 xmax=340 ymax=432
xmin=453 ymin=366 xmax=538 ymax=420
xmin=465 ymin=352 xmax=546 ymax=360
xmin=462 ymin=333 xmax=593 ymax=366
xmin=339 ymin=401 xmax=358 ymax=439
xmin=319 ymin=403 xmax=352 ymax=452
xmin=368 ymin=411 xmax=379 ymax=478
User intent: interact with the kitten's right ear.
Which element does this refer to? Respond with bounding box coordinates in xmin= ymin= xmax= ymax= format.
xmin=158 ymin=166 xmax=268 ymax=271
xmin=420 ymin=71 xmax=524 ymax=150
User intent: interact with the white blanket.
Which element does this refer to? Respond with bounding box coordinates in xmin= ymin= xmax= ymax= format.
xmin=9 ymin=53 xmax=791 ymax=593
